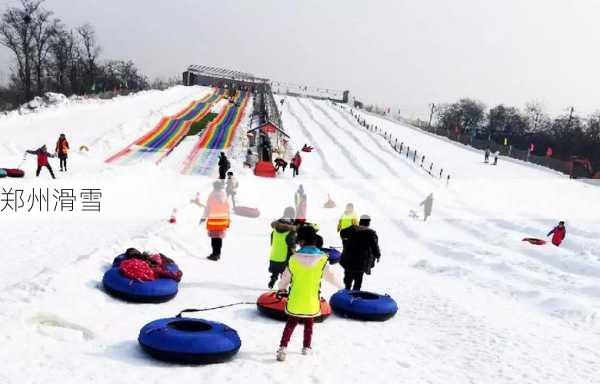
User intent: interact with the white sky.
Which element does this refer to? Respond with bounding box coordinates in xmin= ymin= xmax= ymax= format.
xmin=1 ymin=0 xmax=600 ymax=119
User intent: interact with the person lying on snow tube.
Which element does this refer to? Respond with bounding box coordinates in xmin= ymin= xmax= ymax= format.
xmin=301 ymin=144 xmax=314 ymax=152
xmin=113 ymin=248 xmax=182 ymax=282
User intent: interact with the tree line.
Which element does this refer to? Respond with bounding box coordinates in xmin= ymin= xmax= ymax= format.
xmin=433 ymin=99 xmax=600 ymax=168
xmin=0 ymin=0 xmax=163 ymax=111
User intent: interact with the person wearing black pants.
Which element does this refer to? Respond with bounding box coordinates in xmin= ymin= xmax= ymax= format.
xmin=201 ymin=181 xmax=231 ymax=261
xmin=211 ymin=238 xmax=223 ymax=257
xmin=343 ymin=270 xmax=364 ymax=291
xmin=55 ymin=134 xmax=69 ymax=172
xmin=218 ymin=152 xmax=230 ymax=180
xmin=36 ymin=164 xmax=56 ymax=179
xmin=339 ymin=215 xmax=381 ymax=291
xmin=27 ymin=145 xmax=56 ymax=179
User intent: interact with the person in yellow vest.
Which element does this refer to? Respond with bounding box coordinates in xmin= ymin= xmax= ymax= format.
xmin=200 ymin=180 xmax=231 ymax=261
xmin=268 ymin=207 xmax=297 ymax=289
xmin=337 ymin=203 xmax=358 ymax=232
xmin=275 ymin=225 xmax=342 ymax=361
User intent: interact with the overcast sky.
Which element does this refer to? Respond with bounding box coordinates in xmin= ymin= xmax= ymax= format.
xmin=1 ymin=0 xmax=600 ymax=119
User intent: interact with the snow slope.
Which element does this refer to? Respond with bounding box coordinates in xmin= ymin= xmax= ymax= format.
xmin=1 ymin=91 xmax=599 ymax=384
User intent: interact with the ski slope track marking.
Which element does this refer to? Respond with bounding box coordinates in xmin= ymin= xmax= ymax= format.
xmin=296 ymin=98 xmax=373 ymax=179
xmin=311 ymin=100 xmax=405 ymax=179
xmin=285 ymin=100 xmax=336 ymax=177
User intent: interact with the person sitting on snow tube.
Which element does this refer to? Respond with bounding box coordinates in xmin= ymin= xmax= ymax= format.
xmin=138 ymin=317 xmax=241 ymax=364
xmin=103 ymin=248 xmax=181 ymax=303
xmin=330 ymin=290 xmax=397 ymax=321
xmin=113 ymin=248 xmax=182 ymax=281
xmin=301 ymin=144 xmax=314 ymax=152
xmin=274 ymin=225 xmax=342 ymax=361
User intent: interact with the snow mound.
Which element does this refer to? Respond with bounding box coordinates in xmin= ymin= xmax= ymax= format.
xmin=18 ymin=92 xmax=70 ymax=115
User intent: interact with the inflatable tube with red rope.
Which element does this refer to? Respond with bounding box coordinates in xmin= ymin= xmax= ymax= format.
xmin=256 ymin=291 xmax=331 ymax=322
xmin=522 ymin=238 xmax=547 ymax=245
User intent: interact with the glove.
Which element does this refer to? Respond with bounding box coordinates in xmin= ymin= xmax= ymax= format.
xmin=199 ymin=218 xmax=206 ymax=224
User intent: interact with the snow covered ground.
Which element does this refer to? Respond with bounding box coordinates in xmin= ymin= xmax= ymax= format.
xmin=0 ymin=90 xmax=599 ymax=384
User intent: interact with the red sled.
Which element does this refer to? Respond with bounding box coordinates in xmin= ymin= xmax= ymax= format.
xmin=522 ymin=238 xmax=547 ymax=245
xmin=256 ymin=291 xmax=331 ymax=322
xmin=3 ymin=168 xmax=25 ymax=178
xmin=234 ymin=206 xmax=260 ymax=218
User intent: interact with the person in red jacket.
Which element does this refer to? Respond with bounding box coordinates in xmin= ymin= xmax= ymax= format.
xmin=55 ymin=134 xmax=70 ymax=172
xmin=290 ymin=151 xmax=302 ymax=177
xmin=547 ymin=221 xmax=566 ymax=246
xmin=26 ymin=145 xmax=56 ymax=179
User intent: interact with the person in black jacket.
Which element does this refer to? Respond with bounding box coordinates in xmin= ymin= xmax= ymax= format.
xmin=218 ymin=152 xmax=230 ymax=179
xmin=339 ymin=215 xmax=380 ymax=291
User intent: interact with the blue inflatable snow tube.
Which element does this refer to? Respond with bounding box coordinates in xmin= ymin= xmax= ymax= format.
xmin=324 ymin=247 xmax=342 ymax=264
xmin=102 ymin=262 xmax=180 ymax=303
xmin=138 ymin=317 xmax=241 ymax=364
xmin=0 ymin=169 xmax=6 ymax=178
xmin=330 ymin=290 xmax=398 ymax=321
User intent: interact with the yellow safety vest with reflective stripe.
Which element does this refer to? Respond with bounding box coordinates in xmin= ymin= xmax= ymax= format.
xmin=338 ymin=212 xmax=358 ymax=231
xmin=270 ymin=230 xmax=289 ymax=263
xmin=286 ymin=254 xmax=328 ymax=318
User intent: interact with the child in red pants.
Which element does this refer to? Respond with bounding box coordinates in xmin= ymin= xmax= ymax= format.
xmin=276 ymin=225 xmax=341 ymax=361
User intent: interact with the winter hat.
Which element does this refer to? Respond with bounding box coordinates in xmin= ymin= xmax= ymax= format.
xmin=296 ymin=225 xmax=318 ymax=246
xmin=359 ymin=214 xmax=371 ymax=227
xmin=283 ymin=206 xmax=295 ymax=219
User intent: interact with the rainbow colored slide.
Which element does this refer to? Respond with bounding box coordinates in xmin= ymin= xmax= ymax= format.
xmin=105 ymin=90 xmax=223 ymax=164
xmin=181 ymin=91 xmax=250 ymax=175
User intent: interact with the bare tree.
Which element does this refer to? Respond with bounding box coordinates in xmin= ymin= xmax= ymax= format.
xmin=47 ymin=23 xmax=71 ymax=92
xmin=77 ymin=23 xmax=100 ymax=92
xmin=31 ymin=8 xmax=59 ymax=94
xmin=0 ymin=0 xmax=44 ymax=101
xmin=524 ymin=100 xmax=547 ymax=132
